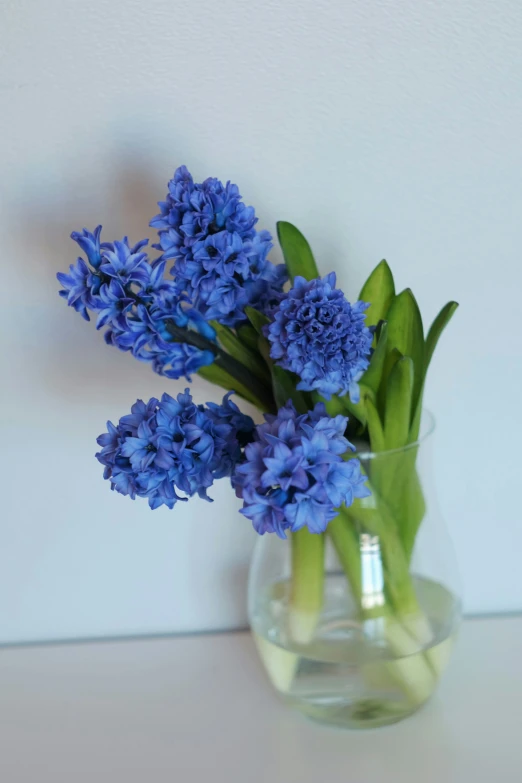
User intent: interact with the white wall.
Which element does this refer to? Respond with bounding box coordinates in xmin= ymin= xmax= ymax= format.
xmin=1 ymin=0 xmax=521 ymax=643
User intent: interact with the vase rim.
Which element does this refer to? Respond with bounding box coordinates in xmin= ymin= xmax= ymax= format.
xmin=351 ymin=408 xmax=436 ymax=460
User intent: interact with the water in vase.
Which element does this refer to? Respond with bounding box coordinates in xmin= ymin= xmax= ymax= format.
xmin=251 ymin=573 xmax=460 ymax=728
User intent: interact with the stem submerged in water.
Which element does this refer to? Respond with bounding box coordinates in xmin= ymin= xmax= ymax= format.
xmin=260 ymin=529 xmax=325 ymax=692
xmin=331 ymin=501 xmax=439 ymax=708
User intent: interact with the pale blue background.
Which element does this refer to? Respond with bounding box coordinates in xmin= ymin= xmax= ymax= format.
xmin=0 ymin=0 xmax=520 ymax=642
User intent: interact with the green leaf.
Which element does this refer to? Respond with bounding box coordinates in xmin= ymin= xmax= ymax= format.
xmin=257 ymin=333 xmax=272 ymax=364
xmin=384 ymin=356 xmax=414 ymax=451
xmin=271 ymin=365 xmax=309 ymax=413
xmin=245 ymin=306 xmax=270 ymax=335
xmin=386 ymin=289 xmax=424 ymax=413
xmin=342 ymin=389 xmax=371 ymax=430
xmin=314 ymin=391 xmax=368 ymax=431
xmin=314 ymin=394 xmax=345 ymax=418
xmin=409 ymin=398 xmax=423 ymax=443
xmin=361 ymin=396 xmax=386 ymax=498
xmin=198 ymin=364 xmax=269 ymax=411
xmin=212 ymin=322 xmax=267 ymax=381
xmin=361 ymin=321 xmax=388 ymax=396
xmin=375 ymin=356 xmax=414 ymax=504
xmin=399 ymin=466 xmax=426 ymax=562
xmin=276 ymin=221 xmax=319 ymax=282
xmin=359 ymin=260 xmax=395 ymax=328
xmin=236 ymin=324 xmax=260 ymax=353
xmin=425 ymin=301 xmax=459 ymax=371
xmin=364 ymin=396 xmax=385 ymax=453
xmin=410 ymin=301 xmax=459 ymax=441
xmin=256 ymin=332 xmax=311 ymax=413
xmin=377 ymin=347 xmax=403 ymax=417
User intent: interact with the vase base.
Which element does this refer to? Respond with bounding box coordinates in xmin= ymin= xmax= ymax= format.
xmin=283 ymin=694 xmax=427 ymax=729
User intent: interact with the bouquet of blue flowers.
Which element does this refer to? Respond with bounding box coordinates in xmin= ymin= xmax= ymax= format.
xmin=58 ymin=165 xmax=457 ymax=725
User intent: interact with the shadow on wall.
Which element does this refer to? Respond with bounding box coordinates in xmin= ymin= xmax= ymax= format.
xmin=13 ymin=148 xmax=229 ymax=410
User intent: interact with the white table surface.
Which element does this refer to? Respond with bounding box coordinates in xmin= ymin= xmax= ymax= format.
xmin=0 ymin=615 xmax=521 ymax=782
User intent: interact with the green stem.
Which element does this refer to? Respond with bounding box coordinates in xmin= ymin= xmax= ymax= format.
xmin=210 ymin=321 xmax=269 ymax=382
xmin=343 ymin=500 xmax=419 ymax=617
xmin=289 ymin=528 xmax=325 ymax=644
xmin=165 ymin=321 xmax=274 ymax=411
xmin=330 ymin=504 xmax=418 ymax=619
xmin=331 ymin=503 xmax=438 ymax=707
xmin=328 ymin=515 xmax=362 ymax=605
xmin=197 ymin=364 xmax=271 ymax=412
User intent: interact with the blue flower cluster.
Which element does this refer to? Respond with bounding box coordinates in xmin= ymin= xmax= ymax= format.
xmin=96 ymin=390 xmax=255 ymax=509
xmin=150 ymin=166 xmax=287 ymax=326
xmin=234 ymin=402 xmax=370 ymax=537
xmin=266 ymin=273 xmax=373 ymax=401
xmin=57 ymin=227 xmax=215 ymax=380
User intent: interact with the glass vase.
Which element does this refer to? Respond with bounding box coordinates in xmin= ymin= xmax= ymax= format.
xmin=248 ymin=412 xmax=461 ymax=729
